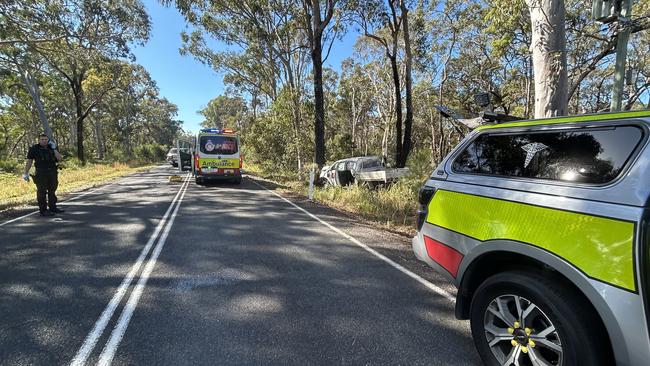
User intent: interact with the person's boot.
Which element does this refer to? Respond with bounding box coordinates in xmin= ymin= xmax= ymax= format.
xmin=50 ymin=207 xmax=65 ymax=214
xmin=40 ymin=210 xmax=54 ymax=217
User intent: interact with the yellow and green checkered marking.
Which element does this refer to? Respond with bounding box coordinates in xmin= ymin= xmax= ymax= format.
xmin=426 ymin=190 xmax=636 ymax=291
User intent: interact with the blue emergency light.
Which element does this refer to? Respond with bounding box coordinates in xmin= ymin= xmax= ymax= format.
xmin=199 ymin=128 xmax=235 ymax=134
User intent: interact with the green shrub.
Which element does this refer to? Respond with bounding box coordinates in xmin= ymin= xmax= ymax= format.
xmin=0 ymin=158 xmax=21 ymax=174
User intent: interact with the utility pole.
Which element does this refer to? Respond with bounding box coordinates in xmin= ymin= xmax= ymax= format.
xmin=592 ymin=0 xmax=632 ymax=111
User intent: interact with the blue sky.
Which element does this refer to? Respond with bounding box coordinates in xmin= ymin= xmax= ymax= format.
xmin=132 ymin=1 xmax=358 ymax=134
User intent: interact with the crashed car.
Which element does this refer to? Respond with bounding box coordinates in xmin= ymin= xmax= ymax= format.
xmin=319 ymin=156 xmax=385 ymax=186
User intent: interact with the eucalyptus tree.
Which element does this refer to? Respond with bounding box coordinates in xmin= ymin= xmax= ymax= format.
xmin=354 ymin=0 xmax=417 ymax=168
xmin=0 ymin=1 xmax=69 ymax=46
xmin=524 ymin=0 xmax=569 ymax=117
xmin=37 ymin=0 xmax=149 ymax=163
xmin=484 ymin=0 xmax=650 ymax=117
xmin=169 ymin=0 xmax=312 ymax=172
xmin=298 ymin=0 xmax=348 ymax=168
xmin=1 ymin=0 xmax=151 ymax=163
xmin=199 ymin=95 xmax=249 ymax=130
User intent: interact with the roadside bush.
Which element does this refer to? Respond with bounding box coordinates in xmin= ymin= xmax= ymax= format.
xmin=133 ymin=144 xmax=164 ymax=162
xmin=0 ymin=158 xmax=21 ymax=174
xmin=313 ymin=180 xmax=419 ymax=228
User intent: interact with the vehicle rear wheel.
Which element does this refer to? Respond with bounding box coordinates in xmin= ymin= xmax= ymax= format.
xmin=234 ymin=178 xmax=242 ymax=184
xmin=195 ymin=177 xmax=203 ymax=185
xmin=470 ymin=271 xmax=611 ymax=366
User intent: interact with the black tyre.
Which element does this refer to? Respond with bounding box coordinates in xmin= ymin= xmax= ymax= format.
xmin=234 ymin=178 xmax=242 ymax=184
xmin=195 ymin=177 xmax=203 ymax=185
xmin=470 ymin=271 xmax=612 ymax=366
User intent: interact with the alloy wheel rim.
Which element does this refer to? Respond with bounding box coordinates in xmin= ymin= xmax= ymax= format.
xmin=483 ymin=294 xmax=563 ymax=366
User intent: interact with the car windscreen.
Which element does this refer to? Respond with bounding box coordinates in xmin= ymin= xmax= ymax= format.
xmin=199 ymin=135 xmax=238 ymax=155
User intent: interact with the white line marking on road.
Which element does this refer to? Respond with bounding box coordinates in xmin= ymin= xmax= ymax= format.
xmin=0 ymin=210 xmax=39 ymax=228
xmin=0 ymin=166 xmax=168 ymax=228
xmin=69 ymin=173 xmax=190 ymax=366
xmin=0 ymin=185 xmax=111 ymax=228
xmin=249 ymin=178 xmax=456 ymax=302
xmin=96 ymin=174 xmax=191 ymax=366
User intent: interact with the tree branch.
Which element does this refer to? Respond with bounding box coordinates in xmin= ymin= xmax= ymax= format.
xmin=568 ymin=37 xmax=617 ymax=101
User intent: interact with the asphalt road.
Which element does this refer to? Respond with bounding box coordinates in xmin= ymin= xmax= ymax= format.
xmin=0 ymin=166 xmax=480 ymax=365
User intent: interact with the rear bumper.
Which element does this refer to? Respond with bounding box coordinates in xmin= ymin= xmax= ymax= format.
xmin=412 ymin=230 xmax=461 ymax=287
xmin=195 ymin=171 xmax=241 ymax=180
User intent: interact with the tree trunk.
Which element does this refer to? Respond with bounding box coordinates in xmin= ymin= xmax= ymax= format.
xmin=70 ymin=76 xmax=87 ymax=164
xmin=311 ymin=33 xmax=326 ymax=167
xmin=400 ymin=0 xmax=413 ymax=168
xmin=351 ymin=87 xmax=357 ymax=156
xmin=526 ymin=0 xmax=568 ymax=118
xmin=19 ymin=69 xmax=53 ymax=139
xmin=525 ymin=56 xmax=532 ymax=118
xmin=94 ymin=118 xmax=105 ymax=160
xmin=287 ymin=72 xmax=304 ymax=176
xmin=389 ymin=54 xmax=402 ymax=167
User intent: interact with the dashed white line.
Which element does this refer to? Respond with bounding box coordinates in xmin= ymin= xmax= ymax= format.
xmin=249 ymin=178 xmax=456 ymax=302
xmin=69 ymin=173 xmax=190 ymax=366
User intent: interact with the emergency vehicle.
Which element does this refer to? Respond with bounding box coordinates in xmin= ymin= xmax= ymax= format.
xmin=193 ymin=128 xmax=242 ymax=184
xmin=413 ymin=110 xmax=650 ymax=366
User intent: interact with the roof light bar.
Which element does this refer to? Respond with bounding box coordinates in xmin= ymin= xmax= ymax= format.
xmin=199 ymin=128 xmax=236 ymax=134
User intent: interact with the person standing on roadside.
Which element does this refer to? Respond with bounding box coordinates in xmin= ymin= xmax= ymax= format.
xmin=23 ymin=134 xmax=64 ymax=216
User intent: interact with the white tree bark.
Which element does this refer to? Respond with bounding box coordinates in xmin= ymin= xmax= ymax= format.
xmin=526 ymin=0 xmax=568 ymax=118
xmin=18 ymin=68 xmax=53 ymax=139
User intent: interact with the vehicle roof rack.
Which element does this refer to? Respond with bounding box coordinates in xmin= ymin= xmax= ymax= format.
xmin=480 ymin=111 xmax=525 ymax=124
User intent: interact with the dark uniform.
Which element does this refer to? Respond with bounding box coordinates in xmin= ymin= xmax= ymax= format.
xmin=27 ymin=144 xmax=59 ymax=213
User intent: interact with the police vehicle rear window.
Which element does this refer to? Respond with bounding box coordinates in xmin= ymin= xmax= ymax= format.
xmin=199 ymin=136 xmax=238 ymax=155
xmin=452 ymin=126 xmax=643 ymax=184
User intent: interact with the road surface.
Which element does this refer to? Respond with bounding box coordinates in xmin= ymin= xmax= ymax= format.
xmin=0 ymin=166 xmax=480 ymax=365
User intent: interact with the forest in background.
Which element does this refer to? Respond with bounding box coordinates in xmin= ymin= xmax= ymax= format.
xmin=177 ymin=0 xmax=650 ymax=177
xmin=1 ymin=0 xmax=182 ymax=173
xmin=2 ymin=0 xmax=650 ymax=181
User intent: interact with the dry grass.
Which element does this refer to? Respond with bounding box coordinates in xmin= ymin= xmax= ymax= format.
xmin=246 ymin=162 xmax=423 ymax=234
xmin=311 ymin=182 xmax=420 ymax=229
xmin=0 ymin=163 xmax=153 ymax=210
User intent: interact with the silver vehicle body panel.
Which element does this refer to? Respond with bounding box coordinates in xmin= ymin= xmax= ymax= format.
xmin=413 ymin=116 xmax=650 ymax=365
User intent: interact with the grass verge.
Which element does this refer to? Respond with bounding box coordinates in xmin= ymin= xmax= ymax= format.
xmin=245 ymin=162 xmax=422 ymax=236
xmin=0 ymin=163 xmax=155 ymax=211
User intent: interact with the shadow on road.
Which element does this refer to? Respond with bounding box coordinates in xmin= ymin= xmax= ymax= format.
xmin=111 ymin=177 xmax=479 ymax=365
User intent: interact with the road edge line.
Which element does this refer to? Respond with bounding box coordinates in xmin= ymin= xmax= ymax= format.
xmin=0 ymin=185 xmax=111 ymax=228
xmin=0 ymin=166 xmax=167 ymax=227
xmin=249 ymin=178 xmax=455 ymax=302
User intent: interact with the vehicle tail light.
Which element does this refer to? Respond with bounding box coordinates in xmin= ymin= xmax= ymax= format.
xmin=423 ymin=235 xmax=463 ymax=278
xmin=416 ymin=186 xmax=436 ymax=230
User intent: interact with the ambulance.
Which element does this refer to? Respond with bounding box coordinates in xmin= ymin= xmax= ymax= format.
xmin=193 ymin=128 xmax=242 ymax=184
